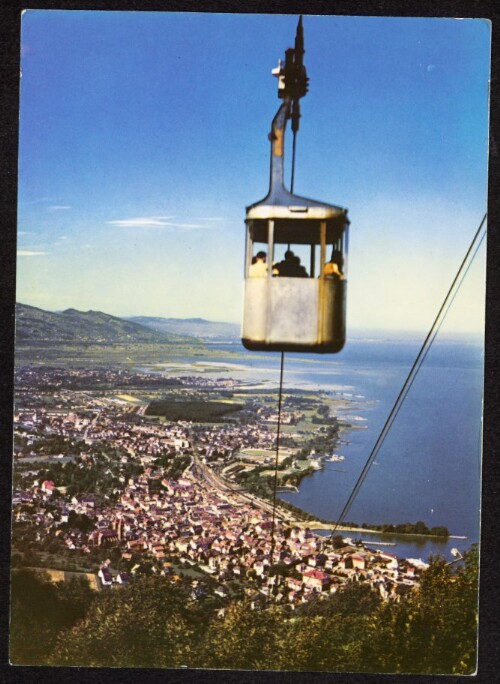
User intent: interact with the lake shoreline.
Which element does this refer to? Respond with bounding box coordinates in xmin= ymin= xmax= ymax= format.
xmin=292 ymin=520 xmax=462 ymax=541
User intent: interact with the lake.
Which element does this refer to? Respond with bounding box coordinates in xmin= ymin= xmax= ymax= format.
xmin=161 ymin=334 xmax=485 ymax=561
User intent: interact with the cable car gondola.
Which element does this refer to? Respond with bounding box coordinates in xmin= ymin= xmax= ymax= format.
xmin=242 ymin=17 xmax=350 ymax=354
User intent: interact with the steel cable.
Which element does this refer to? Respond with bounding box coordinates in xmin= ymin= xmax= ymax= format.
xmin=269 ymin=351 xmax=286 ymax=570
xmin=328 ymin=212 xmax=487 ymax=541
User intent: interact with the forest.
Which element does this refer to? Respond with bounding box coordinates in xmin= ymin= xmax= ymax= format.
xmin=360 ymin=521 xmax=450 ymax=538
xmin=10 ymin=546 xmax=479 ymax=674
xmin=145 ymin=399 xmax=244 ymax=422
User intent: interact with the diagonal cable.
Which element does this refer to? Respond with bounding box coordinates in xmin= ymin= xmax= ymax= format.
xmin=329 ymin=212 xmax=487 ymax=541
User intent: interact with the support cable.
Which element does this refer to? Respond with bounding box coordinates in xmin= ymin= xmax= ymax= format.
xmin=287 ymin=130 xmax=298 ymax=254
xmin=269 ymin=352 xmax=286 ymax=570
xmin=328 ymin=212 xmax=487 ymax=541
xmin=268 ymin=101 xmax=300 ymax=578
xmin=269 ymin=109 xmax=299 ymax=570
xmin=290 ymin=129 xmax=298 ymax=193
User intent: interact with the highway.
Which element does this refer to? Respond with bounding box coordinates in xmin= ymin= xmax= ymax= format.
xmin=192 ymin=452 xmax=291 ymax=521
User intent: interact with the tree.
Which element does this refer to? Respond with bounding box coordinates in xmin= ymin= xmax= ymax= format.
xmin=430 ymin=525 xmax=450 ymax=537
xmin=54 ymin=576 xmax=96 ymax=626
xmin=10 ymin=569 xmax=60 ymax=665
xmin=269 ymin=562 xmax=291 ymax=578
xmin=196 ymin=601 xmax=285 ymax=670
xmin=10 ymin=569 xmax=95 ymax=665
xmin=13 ymin=539 xmax=478 ymax=674
xmin=370 ymin=547 xmax=479 ymax=674
xmin=331 ymin=534 xmax=344 ymax=549
xmin=66 ymin=511 xmax=94 ymax=533
xmin=298 ymin=582 xmax=381 ymax=619
xmin=283 ymin=613 xmax=378 ymax=672
xmin=414 ymin=520 xmax=429 ymax=535
xmin=49 ymin=576 xmax=202 ymax=668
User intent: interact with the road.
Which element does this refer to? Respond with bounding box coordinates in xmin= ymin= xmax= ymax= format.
xmin=192 ymin=452 xmax=291 ymax=522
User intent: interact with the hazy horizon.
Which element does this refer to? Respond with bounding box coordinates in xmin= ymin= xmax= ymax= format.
xmin=16 ymin=299 xmax=485 ymax=344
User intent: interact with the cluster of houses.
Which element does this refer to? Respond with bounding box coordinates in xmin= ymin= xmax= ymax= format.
xmin=13 ymin=462 xmax=424 ymax=605
xmin=194 ymin=421 xmax=276 ymax=465
xmin=14 ymin=405 xmax=194 ymax=462
xmin=176 ymin=375 xmax=238 ymax=388
xmin=15 ymin=391 xmax=286 ymax=469
xmin=257 ymin=406 xmax=296 ymax=425
xmin=13 ymin=366 xmax=426 ymax=606
xmin=15 ymin=366 xmax=171 ymax=391
xmin=15 ymin=366 xmax=241 ymax=393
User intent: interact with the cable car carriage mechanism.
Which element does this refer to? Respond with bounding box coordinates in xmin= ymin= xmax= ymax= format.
xmin=242 ymin=17 xmax=350 ymax=354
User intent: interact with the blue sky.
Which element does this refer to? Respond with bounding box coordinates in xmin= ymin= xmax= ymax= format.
xmin=16 ymin=11 xmax=490 ymax=333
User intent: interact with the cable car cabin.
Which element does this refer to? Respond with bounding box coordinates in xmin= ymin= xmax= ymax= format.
xmin=242 ymin=200 xmax=349 ymax=353
xmin=241 ymin=22 xmax=349 ymax=354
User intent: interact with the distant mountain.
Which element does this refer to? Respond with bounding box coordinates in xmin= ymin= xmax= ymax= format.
xmin=127 ymin=316 xmax=241 ymax=342
xmin=15 ymin=304 xmax=200 ymax=345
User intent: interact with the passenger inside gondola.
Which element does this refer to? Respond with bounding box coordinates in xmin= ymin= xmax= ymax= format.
xmin=323 ymin=248 xmax=344 ymax=279
xmin=248 ymin=250 xmax=268 ymax=277
xmin=273 ymin=249 xmax=308 ymax=277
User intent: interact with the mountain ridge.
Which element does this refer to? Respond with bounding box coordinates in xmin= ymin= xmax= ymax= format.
xmin=126 ymin=316 xmax=240 ymax=342
xmin=15 ymin=303 xmax=200 ymax=345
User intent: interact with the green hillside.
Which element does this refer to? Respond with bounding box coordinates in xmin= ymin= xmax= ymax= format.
xmin=15 ymin=303 xmax=199 ymax=346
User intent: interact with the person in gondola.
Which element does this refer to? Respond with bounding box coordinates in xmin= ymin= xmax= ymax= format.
xmin=323 ymin=248 xmax=344 ymax=279
xmin=273 ymin=249 xmax=308 ymax=277
xmin=249 ymin=251 xmax=268 ymax=277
